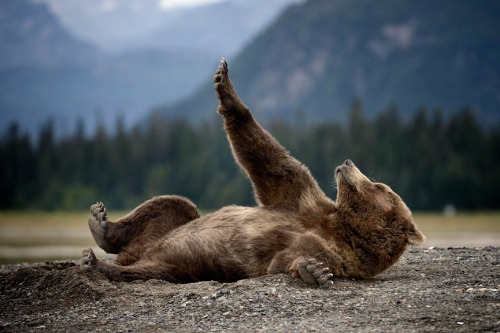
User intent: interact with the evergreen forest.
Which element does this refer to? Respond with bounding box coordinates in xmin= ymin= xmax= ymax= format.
xmin=1 ymin=103 xmax=498 ymax=212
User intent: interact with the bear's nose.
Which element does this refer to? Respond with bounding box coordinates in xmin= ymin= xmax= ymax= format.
xmin=344 ymin=159 xmax=353 ymax=166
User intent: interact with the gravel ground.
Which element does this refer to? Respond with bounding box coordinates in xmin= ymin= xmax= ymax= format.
xmin=1 ymin=247 xmax=499 ymax=332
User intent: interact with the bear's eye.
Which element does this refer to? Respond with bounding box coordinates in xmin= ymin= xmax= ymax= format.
xmin=375 ymin=184 xmax=384 ymax=190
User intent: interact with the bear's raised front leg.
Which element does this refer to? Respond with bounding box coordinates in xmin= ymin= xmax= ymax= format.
xmin=214 ymin=59 xmax=328 ymax=209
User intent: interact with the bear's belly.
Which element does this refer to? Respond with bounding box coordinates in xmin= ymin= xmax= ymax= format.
xmin=141 ymin=206 xmax=300 ymax=282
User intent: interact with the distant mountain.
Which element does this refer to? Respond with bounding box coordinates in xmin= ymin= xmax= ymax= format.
xmin=0 ymin=0 xmax=216 ymax=135
xmin=157 ymin=0 xmax=500 ymax=124
xmin=0 ymin=0 xmax=300 ymax=135
xmin=0 ymin=48 xmax=217 ymax=136
xmin=0 ymin=0 xmax=98 ymax=70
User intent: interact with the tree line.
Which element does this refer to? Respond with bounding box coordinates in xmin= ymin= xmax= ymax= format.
xmin=1 ymin=104 xmax=499 ymax=211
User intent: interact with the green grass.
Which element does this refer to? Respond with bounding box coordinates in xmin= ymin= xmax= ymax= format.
xmin=0 ymin=210 xmax=499 ymax=264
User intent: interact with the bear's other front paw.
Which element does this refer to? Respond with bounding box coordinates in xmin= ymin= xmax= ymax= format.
xmin=81 ymin=248 xmax=97 ymax=271
xmin=297 ymin=258 xmax=334 ymax=288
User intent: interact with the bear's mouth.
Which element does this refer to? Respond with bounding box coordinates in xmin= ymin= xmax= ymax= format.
xmin=335 ymin=168 xmax=343 ymax=177
xmin=335 ymin=166 xmax=351 ymax=186
xmin=335 ymin=164 xmax=351 ymax=177
xmin=335 ymin=160 xmax=354 ymax=179
xmin=335 ymin=164 xmax=365 ymax=191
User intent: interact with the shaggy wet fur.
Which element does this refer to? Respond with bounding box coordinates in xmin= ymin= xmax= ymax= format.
xmin=81 ymin=60 xmax=425 ymax=285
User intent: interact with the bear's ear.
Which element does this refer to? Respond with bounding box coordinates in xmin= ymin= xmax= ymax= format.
xmin=408 ymin=225 xmax=426 ymax=245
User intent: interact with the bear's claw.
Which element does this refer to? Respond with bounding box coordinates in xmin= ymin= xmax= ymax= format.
xmin=297 ymin=258 xmax=334 ymax=288
xmin=90 ymin=202 xmax=107 ymax=224
xmin=214 ymin=60 xmax=228 ymax=84
xmin=214 ymin=58 xmax=238 ymax=113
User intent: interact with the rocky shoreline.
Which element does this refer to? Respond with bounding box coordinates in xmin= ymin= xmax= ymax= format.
xmin=1 ymin=247 xmax=499 ymax=332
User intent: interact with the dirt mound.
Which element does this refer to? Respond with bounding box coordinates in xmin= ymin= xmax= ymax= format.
xmin=0 ymin=262 xmax=111 ymax=315
xmin=1 ymin=248 xmax=499 ymax=332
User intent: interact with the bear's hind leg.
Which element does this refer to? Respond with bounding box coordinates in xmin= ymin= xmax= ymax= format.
xmin=81 ymin=248 xmax=191 ymax=282
xmin=88 ymin=202 xmax=118 ymax=253
xmin=88 ymin=195 xmax=200 ymax=255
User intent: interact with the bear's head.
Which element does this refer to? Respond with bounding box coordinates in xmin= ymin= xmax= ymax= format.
xmin=335 ymin=160 xmax=425 ymax=274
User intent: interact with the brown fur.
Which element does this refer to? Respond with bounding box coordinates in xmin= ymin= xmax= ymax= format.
xmin=81 ymin=60 xmax=425 ymax=284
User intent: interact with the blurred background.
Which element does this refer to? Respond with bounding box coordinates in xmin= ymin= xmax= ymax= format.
xmin=0 ymin=0 xmax=499 ymax=264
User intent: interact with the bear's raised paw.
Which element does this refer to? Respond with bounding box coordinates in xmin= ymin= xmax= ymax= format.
xmin=213 ymin=58 xmax=246 ymax=115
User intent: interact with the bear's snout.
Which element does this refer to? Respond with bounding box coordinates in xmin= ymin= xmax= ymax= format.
xmin=344 ymin=159 xmax=353 ymax=167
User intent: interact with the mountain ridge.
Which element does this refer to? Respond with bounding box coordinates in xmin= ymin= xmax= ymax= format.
xmin=0 ymin=0 xmax=99 ymax=70
xmin=0 ymin=0 xmax=298 ymax=135
xmin=156 ymin=0 xmax=500 ymax=124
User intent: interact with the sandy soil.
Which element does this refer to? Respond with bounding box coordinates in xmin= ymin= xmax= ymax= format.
xmin=1 ymin=247 xmax=499 ymax=332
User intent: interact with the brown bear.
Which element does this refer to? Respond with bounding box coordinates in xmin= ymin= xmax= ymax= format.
xmin=81 ymin=59 xmax=425 ymax=286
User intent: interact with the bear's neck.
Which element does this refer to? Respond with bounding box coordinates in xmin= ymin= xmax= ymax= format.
xmin=334 ymin=211 xmax=408 ymax=278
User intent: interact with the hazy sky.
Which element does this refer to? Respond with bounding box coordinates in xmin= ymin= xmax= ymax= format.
xmin=36 ymin=0 xmax=227 ymax=14
xmin=34 ymin=0 xmax=298 ymax=52
xmin=34 ymin=0 xmax=229 ymax=49
xmin=157 ymin=0 xmax=225 ymax=10
xmin=95 ymin=0 xmax=226 ymax=12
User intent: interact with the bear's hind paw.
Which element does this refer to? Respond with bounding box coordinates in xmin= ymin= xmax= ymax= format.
xmin=81 ymin=248 xmax=97 ymax=271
